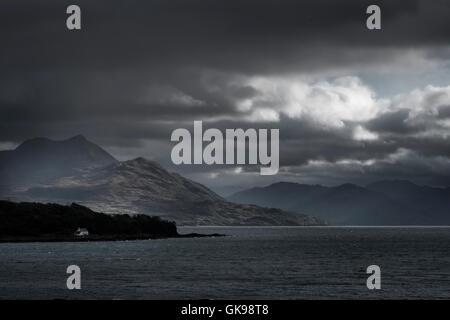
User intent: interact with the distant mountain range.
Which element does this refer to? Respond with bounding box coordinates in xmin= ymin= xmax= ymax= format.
xmin=3 ymin=135 xmax=448 ymax=226
xmin=0 ymin=135 xmax=323 ymax=226
xmin=228 ymin=181 xmax=450 ymax=225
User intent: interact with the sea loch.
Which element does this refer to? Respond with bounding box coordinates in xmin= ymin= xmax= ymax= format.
xmin=0 ymin=227 xmax=449 ymax=299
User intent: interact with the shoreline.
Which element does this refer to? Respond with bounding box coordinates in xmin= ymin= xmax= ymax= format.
xmin=0 ymin=232 xmax=226 ymax=244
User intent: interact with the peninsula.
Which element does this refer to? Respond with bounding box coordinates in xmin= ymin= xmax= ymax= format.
xmin=0 ymin=200 xmax=223 ymax=243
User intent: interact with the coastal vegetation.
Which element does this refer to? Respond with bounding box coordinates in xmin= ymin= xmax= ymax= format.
xmin=0 ymin=200 xmax=178 ymax=242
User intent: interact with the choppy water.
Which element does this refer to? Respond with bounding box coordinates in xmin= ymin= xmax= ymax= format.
xmin=0 ymin=227 xmax=450 ymax=299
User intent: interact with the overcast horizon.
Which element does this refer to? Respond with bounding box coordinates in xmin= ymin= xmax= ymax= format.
xmin=1 ymin=0 xmax=450 ymax=195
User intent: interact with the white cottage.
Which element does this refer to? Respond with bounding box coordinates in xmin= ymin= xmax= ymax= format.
xmin=74 ymin=228 xmax=89 ymax=237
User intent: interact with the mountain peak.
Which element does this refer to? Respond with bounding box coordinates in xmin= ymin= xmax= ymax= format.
xmin=125 ymin=157 xmax=155 ymax=166
xmin=15 ymin=137 xmax=51 ymax=150
xmin=121 ymin=157 xmax=167 ymax=173
xmin=336 ymin=183 xmax=360 ymax=190
xmin=367 ymin=180 xmax=418 ymax=189
xmin=66 ymin=134 xmax=88 ymax=142
xmin=1 ymin=135 xmax=118 ymax=187
xmin=270 ymin=181 xmax=299 ymax=187
xmin=131 ymin=156 xmax=148 ymax=163
xmin=17 ymin=135 xmax=90 ymax=151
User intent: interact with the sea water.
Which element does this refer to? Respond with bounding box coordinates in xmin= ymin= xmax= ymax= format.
xmin=0 ymin=227 xmax=449 ymax=299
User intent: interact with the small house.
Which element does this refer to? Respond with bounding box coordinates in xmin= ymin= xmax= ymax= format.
xmin=74 ymin=228 xmax=89 ymax=237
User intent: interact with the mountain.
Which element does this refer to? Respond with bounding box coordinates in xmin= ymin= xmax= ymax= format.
xmin=0 ymin=136 xmax=324 ymax=226
xmin=367 ymin=180 xmax=450 ymax=224
xmin=228 ymin=181 xmax=450 ymax=225
xmin=20 ymin=158 xmax=324 ymax=226
xmin=0 ymin=135 xmax=118 ymax=190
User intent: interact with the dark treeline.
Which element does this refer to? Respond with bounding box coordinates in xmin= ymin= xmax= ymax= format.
xmin=0 ymin=200 xmax=178 ymax=238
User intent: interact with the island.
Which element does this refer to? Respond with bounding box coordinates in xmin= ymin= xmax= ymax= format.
xmin=0 ymin=200 xmax=223 ymax=242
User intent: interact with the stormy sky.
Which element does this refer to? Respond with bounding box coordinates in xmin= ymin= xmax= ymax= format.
xmin=1 ymin=0 xmax=450 ymax=195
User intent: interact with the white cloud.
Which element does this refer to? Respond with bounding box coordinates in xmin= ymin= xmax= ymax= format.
xmin=141 ymin=85 xmax=205 ymax=107
xmin=245 ymin=108 xmax=280 ymax=122
xmin=233 ymin=76 xmax=389 ymax=128
xmin=392 ymin=84 xmax=450 ymax=118
xmin=228 ymin=76 xmax=450 ymax=141
xmin=353 ymin=125 xmax=379 ymax=141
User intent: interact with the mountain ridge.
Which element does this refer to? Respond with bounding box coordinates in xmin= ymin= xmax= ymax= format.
xmin=228 ymin=181 xmax=450 ymax=225
xmin=0 ymin=135 xmax=324 ymax=226
xmin=0 ymin=135 xmax=118 ymax=189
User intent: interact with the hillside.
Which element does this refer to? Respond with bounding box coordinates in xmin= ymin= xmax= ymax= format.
xmin=228 ymin=181 xmax=449 ymax=225
xmin=0 ymin=135 xmax=117 ymax=189
xmin=0 ymin=136 xmax=324 ymax=226
xmin=21 ymin=158 xmax=324 ymax=226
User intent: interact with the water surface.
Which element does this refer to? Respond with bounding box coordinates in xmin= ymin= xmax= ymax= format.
xmin=0 ymin=227 xmax=449 ymax=299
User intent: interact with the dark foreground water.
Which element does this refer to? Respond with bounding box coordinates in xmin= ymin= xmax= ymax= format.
xmin=1 ymin=227 xmax=450 ymax=299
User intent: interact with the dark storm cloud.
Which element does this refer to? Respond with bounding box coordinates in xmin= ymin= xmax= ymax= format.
xmin=437 ymin=105 xmax=450 ymax=119
xmin=1 ymin=0 xmax=450 ymax=188
xmin=0 ymin=0 xmax=448 ymax=72
xmin=366 ymin=110 xmax=416 ymax=134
